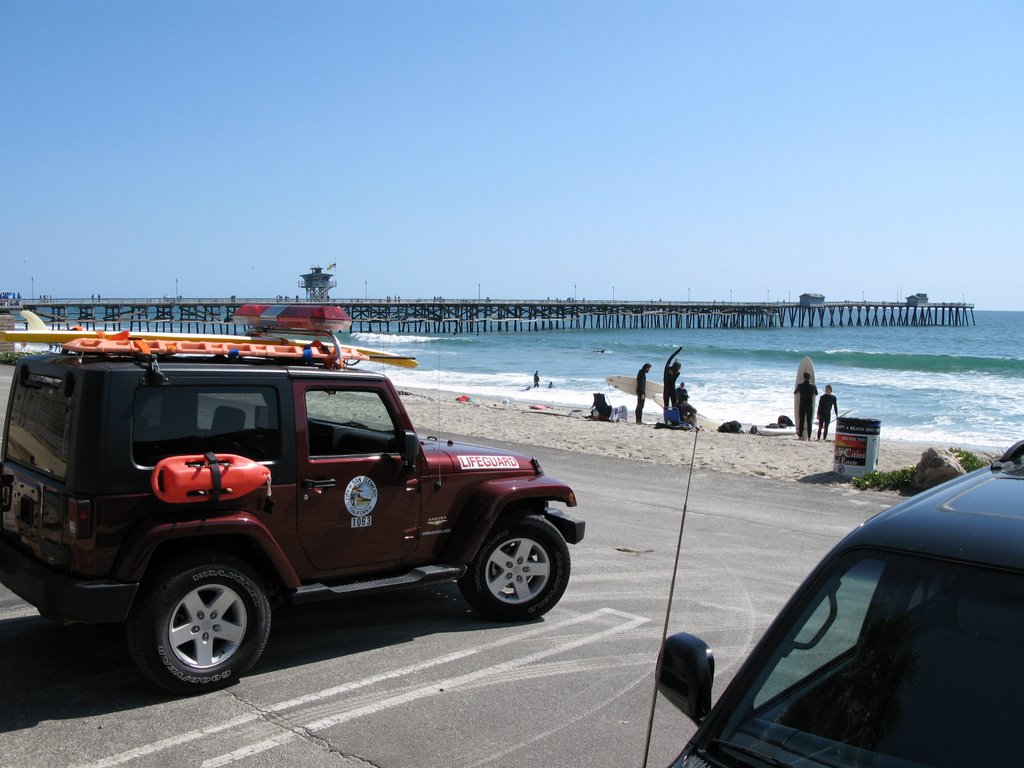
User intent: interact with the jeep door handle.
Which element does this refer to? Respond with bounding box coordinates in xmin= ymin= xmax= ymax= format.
xmin=302 ymin=478 xmax=337 ymax=490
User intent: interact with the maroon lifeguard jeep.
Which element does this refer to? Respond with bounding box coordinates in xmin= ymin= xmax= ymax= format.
xmin=0 ymin=305 xmax=583 ymax=693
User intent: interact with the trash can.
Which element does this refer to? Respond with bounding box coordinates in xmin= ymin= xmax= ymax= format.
xmin=834 ymin=417 xmax=881 ymax=476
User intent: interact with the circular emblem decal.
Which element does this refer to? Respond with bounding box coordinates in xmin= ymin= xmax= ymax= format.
xmin=344 ymin=476 xmax=378 ymax=517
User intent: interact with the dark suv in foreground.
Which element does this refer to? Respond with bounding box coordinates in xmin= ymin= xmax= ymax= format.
xmin=659 ymin=440 xmax=1024 ymax=768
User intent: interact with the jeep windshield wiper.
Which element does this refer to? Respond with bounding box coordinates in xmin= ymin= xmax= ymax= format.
xmin=711 ymin=738 xmax=791 ymax=768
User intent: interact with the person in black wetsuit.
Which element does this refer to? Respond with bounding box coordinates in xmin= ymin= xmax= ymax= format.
xmin=817 ymin=384 xmax=838 ymax=440
xmin=677 ymin=382 xmax=698 ymax=427
xmin=794 ymin=371 xmax=818 ymax=440
xmin=635 ymin=362 xmax=652 ymax=423
xmin=662 ymin=347 xmax=683 ymax=409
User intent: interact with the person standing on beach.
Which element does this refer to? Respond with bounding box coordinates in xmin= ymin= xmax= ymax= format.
xmin=533 ymin=371 xmax=540 ymax=388
xmin=817 ymin=384 xmax=838 ymax=440
xmin=795 ymin=372 xmax=818 ymax=440
xmin=635 ymin=362 xmax=652 ymax=423
xmin=662 ymin=346 xmax=683 ymax=409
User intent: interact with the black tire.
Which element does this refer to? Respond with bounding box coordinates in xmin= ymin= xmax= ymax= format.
xmin=126 ymin=551 xmax=271 ymax=694
xmin=458 ymin=514 xmax=571 ymax=621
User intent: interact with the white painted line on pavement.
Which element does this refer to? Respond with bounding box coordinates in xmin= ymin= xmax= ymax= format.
xmin=70 ymin=715 xmax=260 ymax=768
xmin=267 ymin=606 xmax=631 ymax=713
xmin=70 ymin=607 xmax=646 ymax=768
xmin=203 ymin=608 xmax=649 ymax=767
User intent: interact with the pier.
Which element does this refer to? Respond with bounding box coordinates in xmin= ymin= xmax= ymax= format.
xmin=2 ymin=297 xmax=975 ymax=336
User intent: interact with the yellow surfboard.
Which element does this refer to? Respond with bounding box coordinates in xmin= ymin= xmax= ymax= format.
xmin=2 ymin=310 xmax=418 ymax=369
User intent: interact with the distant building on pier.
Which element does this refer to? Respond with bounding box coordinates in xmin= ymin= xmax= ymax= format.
xmin=800 ymin=292 xmax=825 ymax=307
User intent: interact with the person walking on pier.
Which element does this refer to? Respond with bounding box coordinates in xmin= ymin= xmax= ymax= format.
xmin=817 ymin=384 xmax=838 ymax=441
xmin=635 ymin=363 xmax=652 ymax=424
xmin=795 ymin=372 xmax=818 ymax=440
xmin=662 ymin=347 xmax=683 ymax=409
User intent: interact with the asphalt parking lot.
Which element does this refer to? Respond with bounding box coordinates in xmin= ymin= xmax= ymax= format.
xmin=0 ymin=391 xmax=899 ymax=768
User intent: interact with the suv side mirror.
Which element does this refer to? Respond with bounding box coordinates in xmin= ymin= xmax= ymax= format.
xmin=403 ymin=430 xmax=420 ymax=474
xmin=658 ymin=632 xmax=715 ymax=724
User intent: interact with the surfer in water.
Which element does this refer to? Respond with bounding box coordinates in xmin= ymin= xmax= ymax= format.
xmin=635 ymin=362 xmax=652 ymax=424
xmin=663 ymin=347 xmax=683 ymax=409
xmin=794 ymin=371 xmax=818 ymax=440
xmin=817 ymin=384 xmax=838 ymax=440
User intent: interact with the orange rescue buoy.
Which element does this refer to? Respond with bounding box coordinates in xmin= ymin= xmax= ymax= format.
xmin=151 ymin=452 xmax=271 ymax=504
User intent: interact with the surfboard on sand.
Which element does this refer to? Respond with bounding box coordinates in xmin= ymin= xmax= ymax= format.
xmin=606 ymin=375 xmax=664 ymax=401
xmin=753 ymin=424 xmax=797 ymax=437
xmin=2 ymin=310 xmax=418 ymax=368
xmin=793 ymin=356 xmax=816 ymax=438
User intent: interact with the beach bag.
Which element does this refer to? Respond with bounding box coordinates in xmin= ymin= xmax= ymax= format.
xmin=663 ymin=407 xmax=680 ymax=425
xmin=777 ymin=414 xmax=794 ymax=427
xmin=612 ymin=404 xmax=628 ymax=422
xmin=718 ymin=420 xmax=742 ymax=433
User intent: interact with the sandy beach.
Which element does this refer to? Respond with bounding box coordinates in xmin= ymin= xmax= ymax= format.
xmin=0 ymin=363 xmax=985 ymax=486
xmin=399 ymin=386 xmax=972 ymax=484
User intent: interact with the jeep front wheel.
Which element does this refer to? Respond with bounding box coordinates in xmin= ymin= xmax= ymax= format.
xmin=126 ymin=552 xmax=271 ymax=694
xmin=459 ymin=514 xmax=570 ymax=621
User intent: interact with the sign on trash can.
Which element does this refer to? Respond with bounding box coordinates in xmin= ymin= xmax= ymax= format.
xmin=834 ymin=417 xmax=881 ymax=476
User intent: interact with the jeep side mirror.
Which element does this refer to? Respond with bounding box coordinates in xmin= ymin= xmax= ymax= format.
xmin=658 ymin=632 xmax=715 ymax=724
xmin=403 ymin=430 xmax=420 ymax=474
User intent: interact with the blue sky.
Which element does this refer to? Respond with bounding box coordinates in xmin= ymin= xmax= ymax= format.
xmin=2 ymin=2 xmax=1022 ymax=309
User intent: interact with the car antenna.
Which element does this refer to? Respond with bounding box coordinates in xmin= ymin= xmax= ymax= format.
xmin=641 ymin=428 xmax=700 ymax=767
xmin=433 ymin=342 xmax=444 ymax=489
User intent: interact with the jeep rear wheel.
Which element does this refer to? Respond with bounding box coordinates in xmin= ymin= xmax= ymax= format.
xmin=459 ymin=514 xmax=570 ymax=621
xmin=126 ymin=552 xmax=271 ymax=694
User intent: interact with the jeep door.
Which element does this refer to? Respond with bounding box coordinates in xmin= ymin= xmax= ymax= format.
xmin=294 ymin=383 xmax=419 ymax=573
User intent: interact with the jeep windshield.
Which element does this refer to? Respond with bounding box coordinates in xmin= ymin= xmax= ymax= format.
xmin=701 ymin=550 xmax=1024 ymax=768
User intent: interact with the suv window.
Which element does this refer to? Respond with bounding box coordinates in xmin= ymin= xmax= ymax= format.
xmin=752 ymin=556 xmax=883 ymax=708
xmin=305 ymin=389 xmax=399 ymax=456
xmin=133 ymin=386 xmax=280 ymax=465
xmin=715 ymin=551 xmax=1024 ymax=767
xmin=5 ymin=372 xmax=72 ymax=478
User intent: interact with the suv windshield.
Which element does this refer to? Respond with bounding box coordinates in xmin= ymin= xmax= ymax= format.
xmin=712 ymin=550 xmax=1024 ymax=767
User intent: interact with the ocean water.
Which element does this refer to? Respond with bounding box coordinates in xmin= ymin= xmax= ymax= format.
xmin=356 ymin=310 xmax=1024 ymax=452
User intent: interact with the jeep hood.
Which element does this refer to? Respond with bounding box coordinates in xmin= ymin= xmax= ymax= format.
xmin=421 ymin=438 xmax=539 ymax=477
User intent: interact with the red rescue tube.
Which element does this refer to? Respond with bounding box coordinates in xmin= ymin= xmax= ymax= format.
xmin=151 ymin=453 xmax=271 ymax=504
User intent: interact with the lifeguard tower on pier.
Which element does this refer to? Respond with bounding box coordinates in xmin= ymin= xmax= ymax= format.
xmin=298 ymin=265 xmax=337 ymax=302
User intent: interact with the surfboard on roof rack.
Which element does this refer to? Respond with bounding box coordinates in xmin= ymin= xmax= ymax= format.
xmin=2 ymin=306 xmax=418 ymax=368
xmin=61 ymin=337 xmax=363 ymax=366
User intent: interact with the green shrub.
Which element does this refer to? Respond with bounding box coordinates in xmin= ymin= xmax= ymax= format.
xmin=851 ymin=448 xmax=988 ymax=493
xmin=0 ymin=351 xmax=28 ymax=365
xmin=950 ymin=448 xmax=986 ymax=472
xmin=851 ymin=467 xmax=916 ymax=492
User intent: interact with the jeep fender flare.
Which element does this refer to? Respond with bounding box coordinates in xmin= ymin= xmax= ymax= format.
xmin=112 ymin=512 xmax=302 ymax=589
xmin=441 ymin=475 xmax=578 ymax=564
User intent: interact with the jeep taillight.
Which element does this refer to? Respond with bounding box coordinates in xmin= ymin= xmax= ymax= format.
xmin=67 ymin=498 xmax=92 ymax=539
xmin=0 ymin=472 xmax=12 ymax=512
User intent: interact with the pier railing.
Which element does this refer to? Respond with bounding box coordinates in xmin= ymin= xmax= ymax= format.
xmin=2 ymin=297 xmax=975 ymax=336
